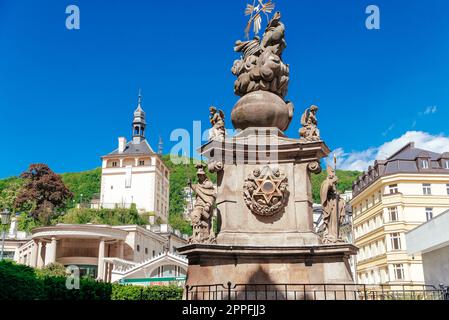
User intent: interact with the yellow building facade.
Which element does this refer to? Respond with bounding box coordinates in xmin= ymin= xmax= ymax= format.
xmin=351 ymin=143 xmax=449 ymax=286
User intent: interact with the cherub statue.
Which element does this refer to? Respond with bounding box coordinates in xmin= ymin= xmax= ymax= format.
xmin=299 ymin=105 xmax=321 ymax=142
xmin=188 ymin=164 xmax=217 ymax=244
xmin=320 ymin=166 xmax=346 ymax=244
xmin=209 ymin=106 xmax=226 ymax=141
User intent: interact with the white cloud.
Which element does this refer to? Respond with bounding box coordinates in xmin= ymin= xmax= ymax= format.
xmin=423 ymin=106 xmax=437 ymax=115
xmin=331 ymin=131 xmax=449 ymax=172
xmin=382 ymin=124 xmax=395 ymax=137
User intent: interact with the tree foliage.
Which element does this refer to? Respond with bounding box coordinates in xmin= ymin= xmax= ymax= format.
xmin=14 ymin=164 xmax=73 ymax=224
xmin=60 ymin=168 xmax=101 ymax=205
xmin=57 ymin=206 xmax=147 ymax=226
xmin=310 ymin=169 xmax=361 ymax=203
xmin=0 ymin=178 xmax=23 ymax=212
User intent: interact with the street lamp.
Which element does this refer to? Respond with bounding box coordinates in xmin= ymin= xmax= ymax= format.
xmin=0 ymin=208 xmax=11 ymax=261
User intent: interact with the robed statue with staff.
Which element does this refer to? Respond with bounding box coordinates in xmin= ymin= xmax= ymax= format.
xmin=188 ymin=164 xmax=217 ymax=244
xmin=320 ymin=165 xmax=346 ymax=244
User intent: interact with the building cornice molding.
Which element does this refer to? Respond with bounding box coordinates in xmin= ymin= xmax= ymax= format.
xmin=31 ymin=224 xmax=128 ymax=241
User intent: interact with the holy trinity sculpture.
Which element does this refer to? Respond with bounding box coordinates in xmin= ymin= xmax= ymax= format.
xmin=188 ymin=164 xmax=217 ymax=244
xmin=320 ymin=166 xmax=346 ymax=244
xmin=232 ymin=11 xmax=290 ymax=99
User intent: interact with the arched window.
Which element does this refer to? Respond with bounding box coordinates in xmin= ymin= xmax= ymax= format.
xmin=134 ymin=126 xmax=139 ymax=135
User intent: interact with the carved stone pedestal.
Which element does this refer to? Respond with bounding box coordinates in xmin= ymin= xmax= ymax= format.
xmin=178 ymin=128 xmax=357 ymax=298
xmin=204 ymin=127 xmax=328 ymax=246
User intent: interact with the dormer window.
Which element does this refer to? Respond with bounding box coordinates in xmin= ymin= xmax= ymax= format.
xmin=444 ymin=160 xmax=449 ymax=169
xmin=421 ymin=159 xmax=429 ymax=169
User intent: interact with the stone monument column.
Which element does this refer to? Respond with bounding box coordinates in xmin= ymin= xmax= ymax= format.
xmin=178 ymin=9 xmax=357 ymax=299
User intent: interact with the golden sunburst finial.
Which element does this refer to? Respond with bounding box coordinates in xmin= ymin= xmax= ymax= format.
xmin=244 ymin=0 xmax=276 ymax=39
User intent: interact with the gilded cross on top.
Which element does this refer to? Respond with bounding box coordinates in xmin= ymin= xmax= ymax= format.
xmin=244 ymin=0 xmax=276 ymax=39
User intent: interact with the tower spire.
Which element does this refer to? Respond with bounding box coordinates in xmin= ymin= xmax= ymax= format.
xmin=132 ymin=89 xmax=146 ymax=143
xmin=138 ymin=88 xmax=142 ymax=108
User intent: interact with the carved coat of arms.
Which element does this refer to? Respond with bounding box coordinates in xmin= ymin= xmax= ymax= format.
xmin=243 ymin=166 xmax=288 ymax=216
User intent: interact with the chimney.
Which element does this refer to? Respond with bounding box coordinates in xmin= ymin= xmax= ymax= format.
xmin=118 ymin=137 xmax=127 ymax=153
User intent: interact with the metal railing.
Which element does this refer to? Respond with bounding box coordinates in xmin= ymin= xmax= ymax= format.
xmin=185 ymin=282 xmax=448 ymax=300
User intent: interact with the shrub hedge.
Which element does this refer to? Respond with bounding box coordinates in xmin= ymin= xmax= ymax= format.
xmin=111 ymin=284 xmax=183 ymax=300
xmin=0 ymin=260 xmax=182 ymax=300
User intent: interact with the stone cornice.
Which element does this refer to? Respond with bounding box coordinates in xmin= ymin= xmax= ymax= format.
xmin=31 ymin=224 xmax=128 ymax=241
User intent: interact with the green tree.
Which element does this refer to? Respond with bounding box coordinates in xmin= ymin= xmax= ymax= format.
xmin=57 ymin=206 xmax=147 ymax=226
xmin=0 ymin=178 xmax=23 ymax=212
xmin=61 ymin=168 xmax=101 ymax=206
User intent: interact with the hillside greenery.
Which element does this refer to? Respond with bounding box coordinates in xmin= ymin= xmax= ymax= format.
xmin=0 ymin=157 xmax=360 ymax=234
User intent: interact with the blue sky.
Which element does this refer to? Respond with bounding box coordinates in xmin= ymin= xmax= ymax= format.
xmin=0 ymin=0 xmax=449 ymax=178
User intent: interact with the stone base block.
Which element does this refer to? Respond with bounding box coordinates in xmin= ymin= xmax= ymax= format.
xmin=178 ymin=243 xmax=357 ymax=300
xmin=216 ymin=231 xmax=321 ymax=246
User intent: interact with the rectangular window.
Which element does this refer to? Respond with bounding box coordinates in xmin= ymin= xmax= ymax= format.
xmin=388 ymin=207 xmax=398 ymax=222
xmin=390 ymin=233 xmax=401 ymax=250
xmin=446 ymin=184 xmax=449 ymax=195
xmin=112 ymin=161 xmax=118 ymax=167
xmin=422 ymin=159 xmax=429 ymax=169
xmin=426 ymin=208 xmax=433 ymax=221
xmin=422 ymin=183 xmax=432 ymax=195
xmin=125 ymin=165 xmax=132 ymax=188
xmin=145 ymin=248 xmax=148 ymax=255
xmin=393 ymin=264 xmax=404 ymax=280
xmin=388 ymin=184 xmax=398 ymax=194
xmin=139 ymin=160 xmax=145 ymax=166
xmin=136 ymin=245 xmax=140 ymax=252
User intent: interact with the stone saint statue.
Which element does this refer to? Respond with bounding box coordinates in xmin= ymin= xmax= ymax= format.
xmin=320 ymin=166 xmax=346 ymax=244
xmin=209 ymin=106 xmax=226 ymax=141
xmin=299 ymin=105 xmax=320 ymax=142
xmin=188 ymin=164 xmax=217 ymax=244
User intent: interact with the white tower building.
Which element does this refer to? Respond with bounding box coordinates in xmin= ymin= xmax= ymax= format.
xmin=100 ymin=92 xmax=170 ymax=223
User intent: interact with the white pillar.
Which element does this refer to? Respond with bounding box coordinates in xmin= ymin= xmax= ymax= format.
xmin=37 ymin=241 xmax=45 ymax=268
xmin=97 ymin=239 xmax=105 ymax=281
xmin=30 ymin=241 xmax=38 ymax=267
xmin=49 ymin=237 xmax=57 ymax=264
xmin=45 ymin=238 xmax=57 ymax=265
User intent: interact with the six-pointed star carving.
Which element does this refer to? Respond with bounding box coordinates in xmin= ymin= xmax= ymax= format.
xmin=253 ymin=175 xmax=283 ymax=204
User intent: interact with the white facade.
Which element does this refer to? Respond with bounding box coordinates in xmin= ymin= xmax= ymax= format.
xmin=99 ymin=95 xmax=170 ymax=223
xmin=101 ymin=152 xmax=170 ymax=221
xmin=13 ymin=223 xmax=188 ymax=283
xmin=353 ymin=178 xmax=449 ymax=285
